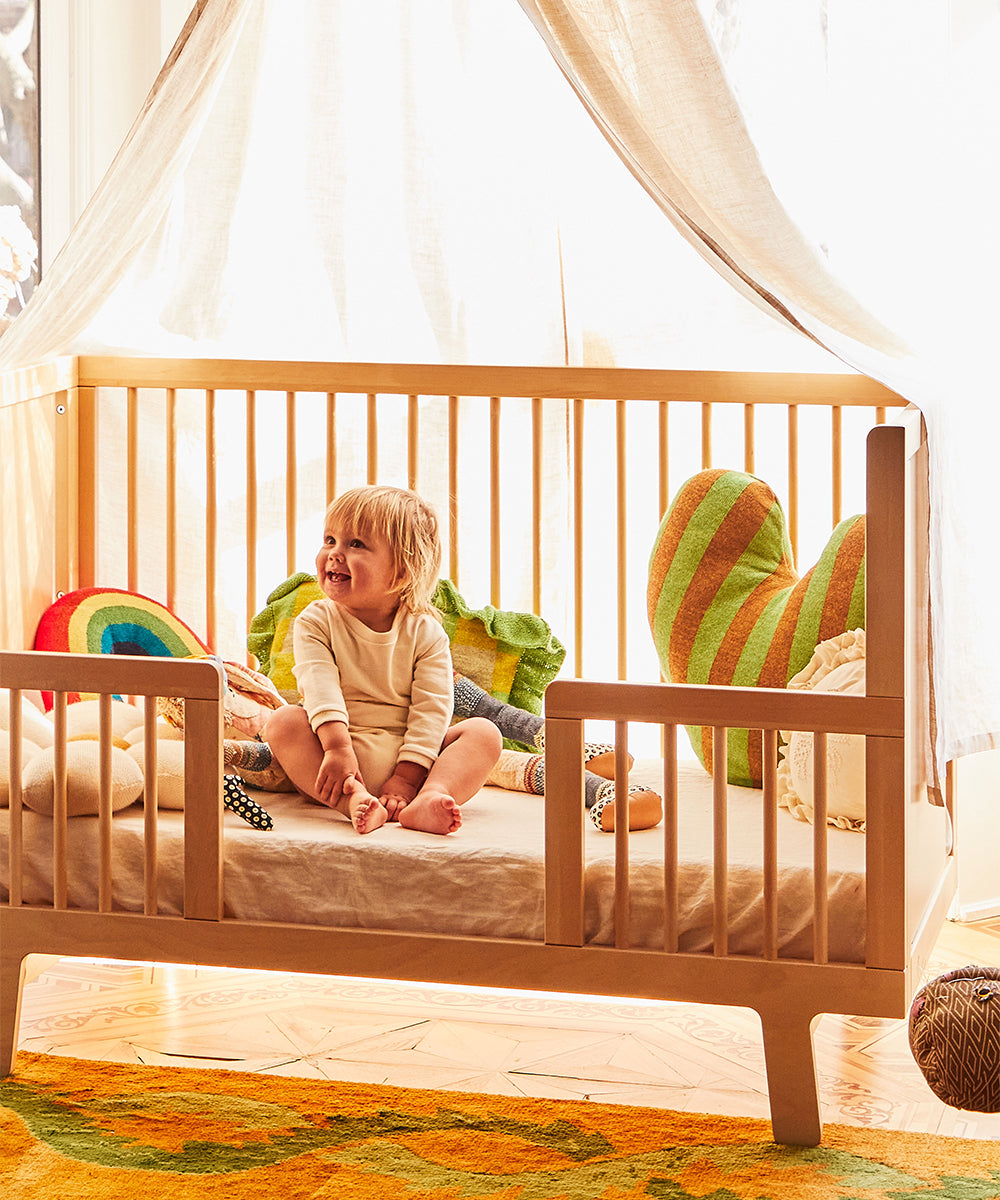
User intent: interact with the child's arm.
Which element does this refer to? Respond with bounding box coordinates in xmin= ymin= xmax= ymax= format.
xmin=314 ymin=719 xmax=363 ymax=807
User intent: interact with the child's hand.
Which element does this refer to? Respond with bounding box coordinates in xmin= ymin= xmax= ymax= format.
xmin=379 ymin=773 xmax=419 ymax=819
xmin=380 ymin=761 xmax=427 ymax=820
xmin=315 ymin=747 xmax=357 ymax=808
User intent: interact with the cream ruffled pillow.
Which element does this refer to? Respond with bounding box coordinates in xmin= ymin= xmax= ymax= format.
xmin=777 ymin=629 xmax=867 ymax=832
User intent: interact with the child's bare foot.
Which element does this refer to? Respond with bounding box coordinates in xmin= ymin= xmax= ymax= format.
xmin=397 ymin=791 xmax=462 ymax=835
xmin=343 ymin=774 xmax=389 ymax=833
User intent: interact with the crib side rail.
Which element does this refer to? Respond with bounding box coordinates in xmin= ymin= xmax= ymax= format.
xmin=55 ymin=356 xmax=906 ymax=683
xmin=0 ymin=652 xmax=225 ymax=920
xmin=543 ymin=679 xmax=905 ymax=968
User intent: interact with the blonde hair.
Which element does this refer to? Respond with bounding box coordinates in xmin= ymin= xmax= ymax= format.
xmin=323 ymin=485 xmax=441 ymax=614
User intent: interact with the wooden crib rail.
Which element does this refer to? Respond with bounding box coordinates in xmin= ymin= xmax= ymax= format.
xmin=1 ymin=652 xmax=225 ymax=920
xmin=543 ymin=679 xmax=905 ymax=964
xmin=13 ymin=355 xmax=905 ymax=684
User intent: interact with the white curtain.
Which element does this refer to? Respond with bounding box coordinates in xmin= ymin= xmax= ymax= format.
xmin=517 ymin=0 xmax=1000 ymax=771
xmin=0 ymin=0 xmax=995 ymax=768
xmin=0 ymin=0 xmax=833 ymax=371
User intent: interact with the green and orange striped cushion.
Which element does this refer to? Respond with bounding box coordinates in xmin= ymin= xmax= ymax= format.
xmin=647 ymin=469 xmax=865 ymax=787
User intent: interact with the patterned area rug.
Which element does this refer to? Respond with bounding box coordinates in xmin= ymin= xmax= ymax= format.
xmin=2 ymin=1052 xmax=998 ymax=1198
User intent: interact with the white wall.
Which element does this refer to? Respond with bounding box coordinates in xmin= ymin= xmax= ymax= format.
xmin=39 ymin=0 xmax=190 ymax=270
xmin=953 ymin=751 xmax=1000 ymax=921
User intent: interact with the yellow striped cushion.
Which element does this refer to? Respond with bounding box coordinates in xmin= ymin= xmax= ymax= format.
xmin=647 ymin=469 xmax=865 ymax=787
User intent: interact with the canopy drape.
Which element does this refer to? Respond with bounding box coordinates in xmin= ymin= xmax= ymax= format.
xmin=518 ymin=0 xmax=1000 ymax=773
xmin=0 ymin=0 xmax=995 ymax=771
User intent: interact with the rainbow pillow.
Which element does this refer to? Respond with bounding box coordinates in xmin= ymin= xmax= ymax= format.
xmin=647 ymin=469 xmax=865 ymax=787
xmin=33 ymin=588 xmax=210 ymax=709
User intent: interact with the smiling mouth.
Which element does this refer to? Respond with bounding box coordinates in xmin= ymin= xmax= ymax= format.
xmin=326 ymin=571 xmax=350 ymax=584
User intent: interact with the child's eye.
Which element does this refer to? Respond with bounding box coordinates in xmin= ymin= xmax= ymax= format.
xmin=349 ymin=538 xmax=365 ymax=549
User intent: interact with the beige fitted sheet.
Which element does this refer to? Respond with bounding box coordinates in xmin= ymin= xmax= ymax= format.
xmin=0 ymin=761 xmax=866 ymax=961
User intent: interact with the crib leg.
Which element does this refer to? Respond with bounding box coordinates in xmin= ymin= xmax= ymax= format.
xmin=758 ymin=1009 xmax=823 ymax=1146
xmin=0 ymin=937 xmax=27 ymax=1077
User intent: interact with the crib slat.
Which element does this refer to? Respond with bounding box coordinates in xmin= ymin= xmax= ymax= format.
xmin=76 ymin=385 xmax=98 ymax=589
xmin=98 ymin=694 xmax=113 ymax=913
xmin=447 ymin=395 xmax=459 ymax=582
xmin=787 ymin=404 xmax=799 ymax=561
xmin=701 ymin=401 xmax=712 ymax=468
xmin=326 ymin=392 xmax=337 ymax=503
xmin=7 ymin=690 xmax=23 ymax=907
xmin=205 ymin=390 xmax=218 ymax=651
xmin=812 ymin=732 xmax=829 ymax=964
xmin=616 ymin=401 xmax=627 ymax=678
xmin=285 ymin=392 xmax=297 ymax=575
xmin=712 ymin=725 xmax=728 ymax=956
xmin=52 ymin=695 xmax=68 ymax=910
xmin=613 ymin=721 xmax=631 ymax=948
xmin=831 ymin=405 xmax=843 ymax=526
xmin=744 ymin=403 xmax=755 ymax=475
xmin=165 ymin=387 xmax=177 ymax=613
xmin=143 ymin=701 xmax=159 ymax=915
xmin=127 ymin=387 xmax=138 ymax=592
xmin=532 ymin=397 xmax=542 ymax=615
xmin=408 ymin=394 xmax=419 ymax=490
xmin=572 ymin=398 xmax=584 ymax=676
xmin=761 ymin=728 xmax=778 ymax=960
xmin=367 ymin=393 xmax=378 ymax=483
xmin=245 ymin=391 xmax=258 ymax=654
xmin=658 ymin=401 xmax=669 ymax=518
xmin=662 ymin=723 xmax=679 ymax=953
xmin=490 ymin=396 xmax=501 ymax=608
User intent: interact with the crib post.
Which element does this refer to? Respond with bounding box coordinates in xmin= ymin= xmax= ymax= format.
xmin=758 ymin=1005 xmax=823 ymax=1146
xmin=0 ymin=934 xmax=27 ymax=1076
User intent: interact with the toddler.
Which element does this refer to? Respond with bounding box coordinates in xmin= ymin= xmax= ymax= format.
xmin=263 ymin=486 xmax=501 ymax=834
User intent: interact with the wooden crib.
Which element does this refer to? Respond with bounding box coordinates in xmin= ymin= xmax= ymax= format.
xmin=0 ymin=356 xmax=955 ymax=1145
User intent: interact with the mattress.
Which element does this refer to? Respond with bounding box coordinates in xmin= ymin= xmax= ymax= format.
xmin=0 ymin=761 xmax=866 ymax=961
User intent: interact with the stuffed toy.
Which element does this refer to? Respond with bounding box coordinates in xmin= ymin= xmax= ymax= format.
xmin=1 ymin=693 xmax=274 ymax=830
xmin=32 ymin=586 xmax=211 ymax=708
xmin=648 ymin=468 xmax=865 ymax=787
xmin=27 ymin=589 xmax=283 ymax=826
xmin=776 ymin=629 xmax=867 ymax=830
xmin=909 ymin=965 xmax=1000 ymax=1112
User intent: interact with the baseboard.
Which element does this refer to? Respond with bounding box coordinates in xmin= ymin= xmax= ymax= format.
xmin=949 ymin=894 xmax=1000 ymax=923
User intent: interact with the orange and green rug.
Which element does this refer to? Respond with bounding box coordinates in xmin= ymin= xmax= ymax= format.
xmin=2 ymin=1051 xmax=998 ymax=1198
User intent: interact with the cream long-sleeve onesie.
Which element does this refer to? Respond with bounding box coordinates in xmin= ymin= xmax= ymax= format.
xmin=292 ymin=599 xmax=454 ymax=795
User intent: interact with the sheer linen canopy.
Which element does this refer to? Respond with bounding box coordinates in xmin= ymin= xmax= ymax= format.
xmin=0 ymin=0 xmax=996 ymax=773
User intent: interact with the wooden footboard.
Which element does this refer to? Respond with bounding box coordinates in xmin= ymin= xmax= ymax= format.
xmin=0 ymin=357 xmax=953 ymax=1147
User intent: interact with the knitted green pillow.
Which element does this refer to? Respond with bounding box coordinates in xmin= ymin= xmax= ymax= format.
xmin=247 ymin=572 xmax=324 ymax=701
xmin=647 ymin=469 xmax=865 ymax=787
xmin=248 ymin=575 xmax=565 ymax=747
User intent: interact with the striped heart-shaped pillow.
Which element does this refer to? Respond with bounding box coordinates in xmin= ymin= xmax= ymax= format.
xmin=647 ymin=469 xmax=865 ymax=787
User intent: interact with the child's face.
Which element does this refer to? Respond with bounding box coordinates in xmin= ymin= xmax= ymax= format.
xmin=316 ymin=519 xmax=400 ymax=630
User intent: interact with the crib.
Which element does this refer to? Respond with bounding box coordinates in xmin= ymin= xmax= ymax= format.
xmin=0 ymin=355 xmax=954 ymax=1145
